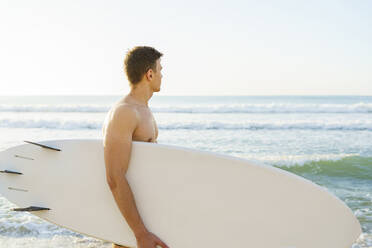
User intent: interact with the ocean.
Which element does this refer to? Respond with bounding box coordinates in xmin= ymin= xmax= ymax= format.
xmin=0 ymin=95 xmax=371 ymax=247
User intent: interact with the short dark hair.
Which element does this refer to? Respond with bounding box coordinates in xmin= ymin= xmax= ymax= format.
xmin=124 ymin=46 xmax=163 ymax=85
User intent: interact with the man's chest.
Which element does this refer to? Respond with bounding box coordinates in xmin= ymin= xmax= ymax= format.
xmin=132 ymin=111 xmax=158 ymax=142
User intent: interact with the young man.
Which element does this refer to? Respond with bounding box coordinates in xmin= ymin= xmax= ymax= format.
xmin=102 ymin=46 xmax=169 ymax=248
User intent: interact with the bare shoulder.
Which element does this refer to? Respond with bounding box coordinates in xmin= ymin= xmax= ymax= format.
xmin=112 ymin=103 xmax=138 ymax=123
xmin=104 ymin=103 xmax=139 ymax=140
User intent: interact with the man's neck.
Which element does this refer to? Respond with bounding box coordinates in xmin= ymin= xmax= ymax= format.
xmin=127 ymin=83 xmax=153 ymax=107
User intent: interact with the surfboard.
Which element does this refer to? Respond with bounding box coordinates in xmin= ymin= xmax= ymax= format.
xmin=0 ymin=139 xmax=361 ymax=248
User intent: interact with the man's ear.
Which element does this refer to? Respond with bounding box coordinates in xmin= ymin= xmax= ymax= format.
xmin=146 ymin=69 xmax=153 ymax=81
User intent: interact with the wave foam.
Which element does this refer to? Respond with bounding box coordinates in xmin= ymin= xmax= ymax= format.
xmin=0 ymin=102 xmax=372 ymax=113
xmin=1 ymin=118 xmax=371 ymax=131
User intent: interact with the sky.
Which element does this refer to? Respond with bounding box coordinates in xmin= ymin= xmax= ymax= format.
xmin=0 ymin=0 xmax=371 ymax=96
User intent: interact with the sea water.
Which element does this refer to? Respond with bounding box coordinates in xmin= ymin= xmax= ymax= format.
xmin=0 ymin=95 xmax=371 ymax=247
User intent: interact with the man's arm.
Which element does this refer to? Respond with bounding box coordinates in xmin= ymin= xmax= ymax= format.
xmin=103 ymin=106 xmax=168 ymax=248
xmin=104 ymin=106 xmax=147 ymax=237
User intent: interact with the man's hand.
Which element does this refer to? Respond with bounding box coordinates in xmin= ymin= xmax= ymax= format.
xmin=136 ymin=231 xmax=169 ymax=248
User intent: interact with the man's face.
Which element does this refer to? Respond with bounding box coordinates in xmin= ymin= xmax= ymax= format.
xmin=150 ymin=59 xmax=163 ymax=92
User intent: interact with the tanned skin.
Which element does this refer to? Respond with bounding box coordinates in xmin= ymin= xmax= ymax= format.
xmin=102 ymin=59 xmax=169 ymax=248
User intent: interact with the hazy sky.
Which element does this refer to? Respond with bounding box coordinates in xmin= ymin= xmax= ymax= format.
xmin=0 ymin=0 xmax=371 ymax=95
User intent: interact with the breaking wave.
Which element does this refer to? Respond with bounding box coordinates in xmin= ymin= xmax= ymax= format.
xmin=0 ymin=102 xmax=372 ymax=113
xmin=1 ymin=118 xmax=371 ymax=131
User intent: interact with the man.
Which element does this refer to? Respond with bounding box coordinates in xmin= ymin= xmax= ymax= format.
xmin=102 ymin=46 xmax=169 ymax=248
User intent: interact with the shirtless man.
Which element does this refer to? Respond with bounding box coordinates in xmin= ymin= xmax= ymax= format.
xmin=102 ymin=46 xmax=169 ymax=248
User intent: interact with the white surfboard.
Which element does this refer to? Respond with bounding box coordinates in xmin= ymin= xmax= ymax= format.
xmin=0 ymin=139 xmax=361 ymax=248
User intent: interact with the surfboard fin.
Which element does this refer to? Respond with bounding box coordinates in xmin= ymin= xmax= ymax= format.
xmin=14 ymin=154 xmax=34 ymax=160
xmin=12 ymin=206 xmax=51 ymax=212
xmin=0 ymin=170 xmax=23 ymax=175
xmin=24 ymin=141 xmax=61 ymax=151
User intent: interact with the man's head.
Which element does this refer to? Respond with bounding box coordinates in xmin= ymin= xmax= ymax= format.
xmin=124 ymin=46 xmax=163 ymax=92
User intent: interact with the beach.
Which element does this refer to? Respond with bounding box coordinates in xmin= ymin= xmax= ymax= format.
xmin=0 ymin=95 xmax=371 ymax=247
